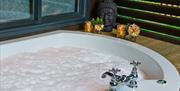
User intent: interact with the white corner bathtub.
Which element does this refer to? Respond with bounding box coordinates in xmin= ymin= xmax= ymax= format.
xmin=0 ymin=31 xmax=179 ymax=91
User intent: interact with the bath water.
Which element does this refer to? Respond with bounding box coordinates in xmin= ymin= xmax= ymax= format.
xmin=0 ymin=46 xmax=145 ymax=91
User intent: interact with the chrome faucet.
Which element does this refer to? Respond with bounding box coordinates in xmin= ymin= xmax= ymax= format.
xmin=101 ymin=61 xmax=141 ymax=91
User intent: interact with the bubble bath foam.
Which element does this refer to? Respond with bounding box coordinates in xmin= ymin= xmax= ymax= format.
xmin=0 ymin=46 xmax=145 ymax=91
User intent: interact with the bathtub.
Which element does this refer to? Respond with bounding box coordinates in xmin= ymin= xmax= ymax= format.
xmin=0 ymin=31 xmax=179 ymax=91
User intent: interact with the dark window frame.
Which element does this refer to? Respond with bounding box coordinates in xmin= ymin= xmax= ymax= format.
xmin=0 ymin=0 xmax=89 ymax=41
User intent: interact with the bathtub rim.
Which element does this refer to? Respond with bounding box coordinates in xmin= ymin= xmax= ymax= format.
xmin=0 ymin=30 xmax=180 ymax=90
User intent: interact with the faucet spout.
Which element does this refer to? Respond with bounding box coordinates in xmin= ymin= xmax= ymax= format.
xmin=101 ymin=72 xmax=114 ymax=78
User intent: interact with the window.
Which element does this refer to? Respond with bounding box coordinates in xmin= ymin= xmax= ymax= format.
xmin=0 ymin=0 xmax=89 ymax=41
xmin=42 ymin=0 xmax=76 ymax=16
xmin=0 ymin=0 xmax=32 ymax=22
xmin=115 ymin=0 xmax=180 ymax=44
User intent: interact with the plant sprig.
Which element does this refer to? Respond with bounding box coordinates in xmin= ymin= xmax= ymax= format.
xmin=91 ymin=17 xmax=104 ymax=25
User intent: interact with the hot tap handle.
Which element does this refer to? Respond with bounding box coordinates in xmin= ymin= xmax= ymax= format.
xmin=101 ymin=68 xmax=121 ymax=79
xmin=109 ymin=68 xmax=121 ymax=75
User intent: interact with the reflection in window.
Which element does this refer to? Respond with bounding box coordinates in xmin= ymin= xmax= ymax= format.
xmin=0 ymin=0 xmax=31 ymax=23
xmin=42 ymin=0 xmax=76 ymax=16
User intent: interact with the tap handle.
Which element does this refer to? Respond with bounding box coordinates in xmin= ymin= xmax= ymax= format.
xmin=101 ymin=68 xmax=121 ymax=79
xmin=109 ymin=68 xmax=121 ymax=75
xmin=130 ymin=60 xmax=141 ymax=67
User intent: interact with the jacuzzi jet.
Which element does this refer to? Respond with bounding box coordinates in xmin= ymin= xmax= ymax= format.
xmin=101 ymin=60 xmax=141 ymax=91
xmin=157 ymin=80 xmax=167 ymax=85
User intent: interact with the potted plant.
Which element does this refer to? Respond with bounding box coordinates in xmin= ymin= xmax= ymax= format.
xmin=91 ymin=17 xmax=104 ymax=33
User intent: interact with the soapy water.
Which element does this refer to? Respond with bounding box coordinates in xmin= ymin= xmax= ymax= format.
xmin=0 ymin=46 xmax=145 ymax=91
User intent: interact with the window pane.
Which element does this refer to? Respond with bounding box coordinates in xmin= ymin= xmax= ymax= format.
xmin=42 ymin=0 xmax=76 ymax=16
xmin=0 ymin=0 xmax=31 ymax=23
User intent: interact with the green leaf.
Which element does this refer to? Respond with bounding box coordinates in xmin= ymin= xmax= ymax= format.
xmin=100 ymin=18 xmax=103 ymax=24
xmin=96 ymin=17 xmax=100 ymax=23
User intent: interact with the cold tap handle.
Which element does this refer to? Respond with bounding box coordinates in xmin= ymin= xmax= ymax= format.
xmin=130 ymin=60 xmax=141 ymax=67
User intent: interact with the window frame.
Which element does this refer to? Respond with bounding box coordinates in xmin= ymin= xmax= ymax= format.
xmin=0 ymin=0 xmax=89 ymax=41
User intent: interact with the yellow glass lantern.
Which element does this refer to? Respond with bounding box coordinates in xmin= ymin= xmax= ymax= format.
xmin=84 ymin=21 xmax=94 ymax=33
xmin=116 ymin=24 xmax=126 ymax=38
